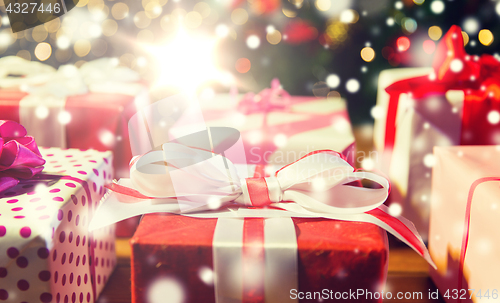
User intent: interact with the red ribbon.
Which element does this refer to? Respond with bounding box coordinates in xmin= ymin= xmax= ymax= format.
xmin=457 ymin=177 xmax=500 ymax=295
xmin=0 ymin=120 xmax=45 ymax=193
xmin=384 ymin=25 xmax=500 ymax=149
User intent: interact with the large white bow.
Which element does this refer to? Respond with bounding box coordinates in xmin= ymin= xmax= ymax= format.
xmin=128 ymin=143 xmax=389 ymax=214
xmin=90 ymin=143 xmax=435 ymax=267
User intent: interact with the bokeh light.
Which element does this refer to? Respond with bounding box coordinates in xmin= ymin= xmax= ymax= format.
xmin=246 ymin=35 xmax=260 ymax=49
xmin=112 ymin=3 xmax=129 ymax=20
xmin=34 ymin=42 xmax=52 ymax=61
xmin=462 ymin=17 xmax=479 ymax=34
xmin=16 ymin=50 xmax=31 ymax=61
xmin=462 ymin=31 xmax=469 ymax=46
xmin=345 ymin=79 xmax=360 ymax=93
xmin=231 ymin=8 xmax=248 ymax=25
xmin=340 ymin=10 xmax=359 ymax=23
xmin=326 ymin=74 xmax=340 ymax=88
xmin=315 ymin=0 xmax=331 ymax=12
xmin=402 ymin=18 xmax=417 ymax=34
xmin=282 ymin=7 xmax=298 ymax=18
xmin=184 ymin=11 xmax=203 ymax=28
xmin=478 ymin=29 xmax=494 ymax=46
xmin=422 ymin=40 xmax=435 ymax=54
xmin=428 ymin=26 xmax=442 ymax=41
xmin=74 ymin=39 xmax=91 ymax=57
xmin=397 ymin=36 xmax=410 ymax=52
xmin=360 ymin=47 xmax=375 ymax=62
xmin=488 ymin=110 xmax=500 ymax=125
xmin=147 ymin=278 xmax=185 ymax=303
xmin=235 ymin=58 xmax=251 ymax=73
xmin=32 ymin=26 xmax=49 ymax=42
xmin=388 ymin=203 xmax=403 ymax=216
xmin=215 ymin=24 xmax=229 ymax=38
xmin=134 ymin=11 xmax=152 ymax=29
xmin=143 ymin=28 xmax=224 ymax=91
xmin=430 ymin=1 xmax=445 ymax=14
xmin=102 ymin=19 xmax=118 ymax=36
xmin=266 ymin=30 xmax=282 ymax=45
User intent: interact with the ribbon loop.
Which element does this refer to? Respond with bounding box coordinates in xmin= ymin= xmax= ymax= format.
xmin=241 ymin=176 xmax=282 ymax=207
xmin=0 ymin=120 xmax=45 ymax=193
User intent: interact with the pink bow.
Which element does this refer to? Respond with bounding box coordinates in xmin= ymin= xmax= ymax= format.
xmin=0 ymin=120 xmax=45 ymax=193
xmin=237 ymin=78 xmax=291 ymax=114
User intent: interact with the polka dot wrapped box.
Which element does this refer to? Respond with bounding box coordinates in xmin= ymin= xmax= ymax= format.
xmin=0 ymin=147 xmax=116 ymax=303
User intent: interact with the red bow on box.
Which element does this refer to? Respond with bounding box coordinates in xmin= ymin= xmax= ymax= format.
xmin=384 ymin=25 xmax=500 ymax=148
xmin=0 ymin=120 xmax=45 ymax=193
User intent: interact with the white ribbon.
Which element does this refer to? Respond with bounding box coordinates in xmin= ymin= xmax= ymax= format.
xmin=126 ymin=143 xmax=389 ymax=214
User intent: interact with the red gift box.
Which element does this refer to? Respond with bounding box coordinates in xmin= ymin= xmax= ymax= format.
xmin=0 ymin=90 xmax=139 ymax=178
xmin=130 ymin=214 xmax=388 ymax=303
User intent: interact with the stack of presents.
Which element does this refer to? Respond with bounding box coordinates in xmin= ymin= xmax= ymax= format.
xmin=0 ymin=25 xmax=496 ymax=302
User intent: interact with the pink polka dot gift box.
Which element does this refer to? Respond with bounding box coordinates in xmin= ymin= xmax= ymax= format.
xmin=0 ymin=147 xmax=116 ymax=303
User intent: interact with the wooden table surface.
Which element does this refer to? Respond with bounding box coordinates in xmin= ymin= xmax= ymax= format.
xmin=97 ymin=236 xmax=445 ymax=303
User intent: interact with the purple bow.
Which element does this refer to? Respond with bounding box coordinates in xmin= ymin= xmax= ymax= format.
xmin=0 ymin=120 xmax=45 ymax=193
xmin=237 ymin=78 xmax=291 ymax=114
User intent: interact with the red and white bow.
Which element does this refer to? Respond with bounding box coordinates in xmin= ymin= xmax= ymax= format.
xmin=91 ymin=143 xmax=435 ymax=267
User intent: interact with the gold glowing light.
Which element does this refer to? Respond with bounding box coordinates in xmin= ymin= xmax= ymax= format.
xmin=282 ymin=7 xmax=297 ymax=17
xmin=315 ymin=0 xmax=331 ymax=11
xmin=35 ymin=42 xmax=52 ymax=61
xmin=143 ymin=28 xmax=227 ymax=91
xmin=479 ymin=29 xmax=494 ymax=46
xmin=360 ymin=47 xmax=375 ymax=62
xmin=462 ymin=31 xmax=469 ymax=46
xmin=266 ymin=30 xmax=281 ymax=44
xmin=428 ymin=26 xmax=442 ymax=41
xmin=112 ymin=3 xmax=129 ymax=20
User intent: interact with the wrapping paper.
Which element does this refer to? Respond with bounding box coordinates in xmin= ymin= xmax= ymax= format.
xmin=373 ymin=26 xmax=500 ymax=239
xmin=0 ymin=57 xmax=149 ymax=179
xmin=131 ymin=214 xmax=389 ymax=303
xmin=0 ymin=147 xmax=116 ymax=302
xmin=374 ymin=67 xmax=450 ymax=240
xmin=429 ymin=146 xmax=500 ymax=303
xmin=200 ymin=94 xmax=355 ymax=166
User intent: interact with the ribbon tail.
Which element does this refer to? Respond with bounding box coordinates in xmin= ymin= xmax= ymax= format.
xmin=366 ymin=205 xmax=436 ymax=269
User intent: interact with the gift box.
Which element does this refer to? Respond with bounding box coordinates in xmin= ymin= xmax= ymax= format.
xmin=0 ymin=147 xmax=116 ymax=303
xmin=0 ymin=57 xmax=148 ymax=237
xmin=0 ymin=56 xmax=149 ymax=179
xmin=429 ymin=146 xmax=500 ymax=303
xmin=92 ymin=105 xmax=432 ymax=303
xmin=373 ymin=25 xmax=500 ymax=239
xmin=131 ymin=214 xmax=389 ymax=303
xmin=199 ymin=81 xmax=355 ymax=166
